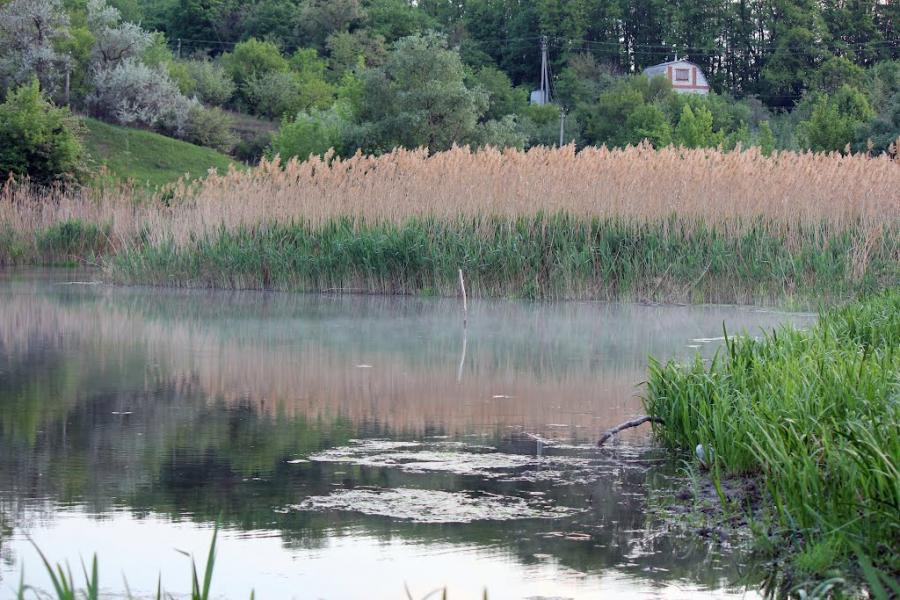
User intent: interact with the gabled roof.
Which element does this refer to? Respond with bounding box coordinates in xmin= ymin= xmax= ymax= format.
xmin=642 ymin=59 xmax=703 ymax=77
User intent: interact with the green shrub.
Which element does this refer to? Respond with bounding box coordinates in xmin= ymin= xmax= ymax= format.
xmin=180 ymin=60 xmax=236 ymax=106
xmin=0 ymin=80 xmax=86 ymax=185
xmin=233 ymin=130 xmax=274 ymax=164
xmin=799 ymin=86 xmax=874 ymax=153
xmin=222 ymin=39 xmax=289 ymax=87
xmin=268 ymin=105 xmax=350 ymax=161
xmin=758 ymin=120 xmax=776 ymax=156
xmin=184 ymin=106 xmax=237 ymax=154
xmin=244 ymin=70 xmax=334 ymax=119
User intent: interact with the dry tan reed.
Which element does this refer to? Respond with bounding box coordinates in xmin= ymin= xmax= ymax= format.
xmin=3 ymin=144 xmax=899 ymax=249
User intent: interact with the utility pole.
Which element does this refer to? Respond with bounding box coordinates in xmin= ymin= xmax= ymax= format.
xmin=64 ymin=65 xmax=70 ymax=107
xmin=176 ymin=38 xmax=182 ymax=59
xmin=559 ymin=109 xmax=566 ymax=146
xmin=540 ymin=35 xmax=550 ymax=105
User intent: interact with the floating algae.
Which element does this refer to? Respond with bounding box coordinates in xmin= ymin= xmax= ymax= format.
xmin=308 ymin=439 xmax=601 ymax=482
xmin=291 ymin=488 xmax=582 ymax=523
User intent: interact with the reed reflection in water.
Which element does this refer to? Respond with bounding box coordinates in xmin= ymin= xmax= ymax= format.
xmin=0 ymin=270 xmax=814 ymax=599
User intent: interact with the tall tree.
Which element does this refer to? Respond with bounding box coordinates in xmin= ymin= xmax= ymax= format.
xmin=874 ymin=1 xmax=899 ymax=62
xmin=419 ymin=0 xmax=467 ymax=29
xmin=583 ymin=0 xmax=628 ymax=68
xmin=723 ymin=0 xmax=761 ymax=94
xmin=461 ymin=0 xmax=542 ymax=86
xmin=622 ymin=0 xmax=672 ymax=70
xmin=537 ymin=0 xmax=592 ymax=70
xmin=241 ymin=0 xmax=301 ymax=50
xmin=758 ymin=0 xmax=829 ymax=106
xmin=364 ymin=0 xmax=437 ymax=43
xmin=295 ymin=0 xmax=366 ymax=50
xmin=670 ymin=0 xmax=727 ymax=89
xmin=354 ymin=32 xmax=488 ymax=152
xmin=822 ymin=0 xmax=883 ymax=65
xmin=165 ymin=0 xmax=242 ymax=48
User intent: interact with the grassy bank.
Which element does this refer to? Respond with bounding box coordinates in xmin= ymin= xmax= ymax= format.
xmin=644 ymin=290 xmax=899 ymax=594
xmin=83 ymin=118 xmax=238 ymax=187
xmin=2 ymin=145 xmax=898 ymax=302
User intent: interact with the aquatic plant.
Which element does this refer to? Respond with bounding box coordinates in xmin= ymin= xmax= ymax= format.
xmin=18 ymin=525 xmax=245 ymax=600
xmin=1 ymin=144 xmax=898 ymax=302
xmin=644 ymin=289 xmax=900 ymax=594
xmin=18 ymin=524 xmax=485 ymax=600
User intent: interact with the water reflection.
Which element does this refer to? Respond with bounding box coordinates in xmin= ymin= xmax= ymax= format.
xmin=0 ymin=269 xmax=812 ymax=598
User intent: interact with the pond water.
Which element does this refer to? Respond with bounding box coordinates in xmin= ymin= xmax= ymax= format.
xmin=0 ymin=270 xmax=816 ymax=599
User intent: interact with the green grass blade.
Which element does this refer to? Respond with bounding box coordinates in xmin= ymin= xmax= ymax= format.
xmin=200 ymin=524 xmax=218 ymax=600
xmin=28 ymin=537 xmax=69 ymax=600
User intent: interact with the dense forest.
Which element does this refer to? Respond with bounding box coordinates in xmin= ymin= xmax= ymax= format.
xmin=1 ymin=0 xmax=899 ymax=181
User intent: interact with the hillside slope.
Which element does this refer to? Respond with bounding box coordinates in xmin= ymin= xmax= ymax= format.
xmin=82 ymin=118 xmax=240 ymax=187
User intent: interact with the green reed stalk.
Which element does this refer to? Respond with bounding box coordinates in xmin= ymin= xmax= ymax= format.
xmin=103 ymin=214 xmax=898 ymax=305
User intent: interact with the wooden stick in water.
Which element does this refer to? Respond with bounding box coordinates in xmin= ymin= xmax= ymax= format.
xmin=456 ymin=330 xmax=467 ymax=382
xmin=597 ymin=415 xmax=664 ymax=446
xmin=458 ymin=268 xmax=468 ymax=329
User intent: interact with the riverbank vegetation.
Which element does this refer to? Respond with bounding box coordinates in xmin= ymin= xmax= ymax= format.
xmin=1 ymin=144 xmax=898 ymax=302
xmin=644 ymin=290 xmax=900 ymax=595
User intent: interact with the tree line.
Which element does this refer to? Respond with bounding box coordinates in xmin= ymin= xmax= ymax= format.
xmin=0 ymin=0 xmax=898 ymax=184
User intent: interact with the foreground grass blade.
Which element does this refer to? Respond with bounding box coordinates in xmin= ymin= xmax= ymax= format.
xmin=200 ymin=524 xmax=218 ymax=600
xmin=29 ymin=538 xmax=74 ymax=600
xmin=81 ymin=555 xmax=98 ymax=600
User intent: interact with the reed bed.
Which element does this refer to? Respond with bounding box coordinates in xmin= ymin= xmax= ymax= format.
xmin=644 ymin=290 xmax=900 ymax=593
xmin=1 ymin=144 xmax=898 ymax=301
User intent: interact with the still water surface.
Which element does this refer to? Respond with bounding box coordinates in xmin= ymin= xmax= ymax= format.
xmin=0 ymin=270 xmax=815 ymax=599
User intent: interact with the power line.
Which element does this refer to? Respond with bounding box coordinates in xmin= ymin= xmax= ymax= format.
xmin=568 ymin=37 xmax=898 ymax=50
xmin=167 ymin=30 xmax=897 ymax=61
xmin=172 ymin=34 xmax=548 ymax=53
xmin=459 ymin=34 xmax=543 ymax=46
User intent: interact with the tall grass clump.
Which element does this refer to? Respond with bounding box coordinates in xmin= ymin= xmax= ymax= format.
xmin=644 ymin=290 xmax=900 ymax=592
xmin=2 ymin=145 xmax=898 ymax=301
xmin=0 ymin=218 xmax=112 ymax=266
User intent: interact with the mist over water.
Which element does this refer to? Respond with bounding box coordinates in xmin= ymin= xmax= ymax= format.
xmin=0 ymin=269 xmax=814 ymax=599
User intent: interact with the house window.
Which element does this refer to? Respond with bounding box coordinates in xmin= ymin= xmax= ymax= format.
xmin=675 ymin=68 xmax=690 ymax=82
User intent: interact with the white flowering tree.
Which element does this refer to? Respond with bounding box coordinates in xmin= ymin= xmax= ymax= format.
xmin=81 ymin=0 xmax=197 ymax=134
xmin=0 ymin=0 xmax=70 ymax=98
xmin=85 ymin=0 xmax=152 ymax=71
xmin=88 ymin=58 xmax=196 ymax=134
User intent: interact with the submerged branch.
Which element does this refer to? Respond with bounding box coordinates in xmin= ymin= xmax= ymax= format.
xmin=597 ymin=415 xmax=664 ymax=446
